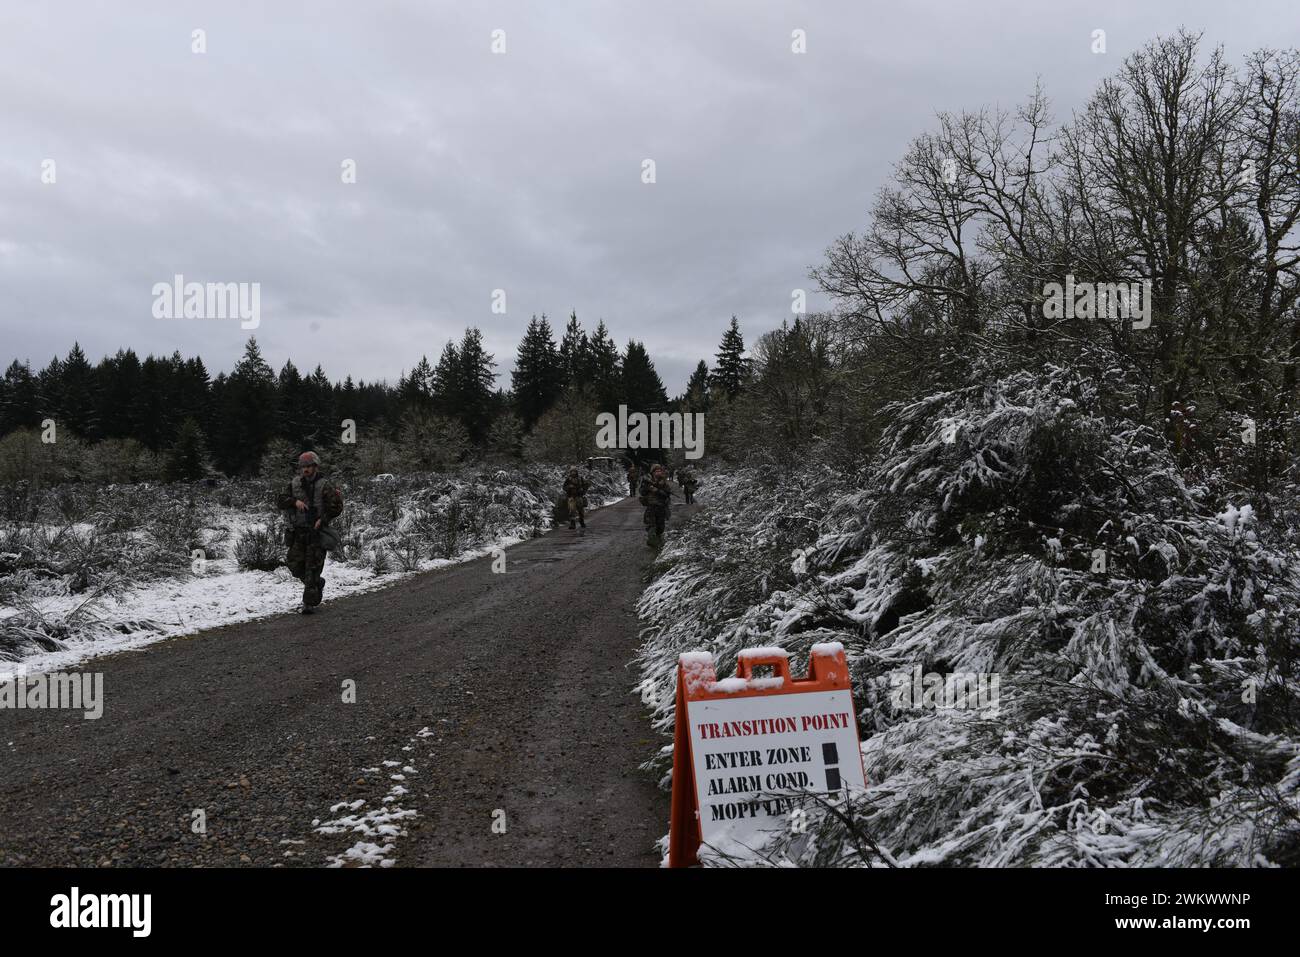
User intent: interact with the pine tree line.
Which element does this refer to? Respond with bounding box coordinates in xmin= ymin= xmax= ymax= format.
xmin=1 ymin=313 xmax=758 ymax=480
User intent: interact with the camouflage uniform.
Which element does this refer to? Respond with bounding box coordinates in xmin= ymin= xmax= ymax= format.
xmin=679 ymin=466 xmax=699 ymax=504
xmin=563 ymin=470 xmax=590 ymax=528
xmin=626 ymin=463 xmax=640 ymax=497
xmin=277 ymin=470 xmax=344 ymax=607
xmin=638 ymin=471 xmax=672 ymax=545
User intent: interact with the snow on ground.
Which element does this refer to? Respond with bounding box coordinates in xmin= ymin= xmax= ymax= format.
xmin=311 ymin=726 xmax=432 ymax=868
xmin=1 ymin=475 xmax=623 ymax=681
xmin=0 ymin=537 xmax=525 ymax=681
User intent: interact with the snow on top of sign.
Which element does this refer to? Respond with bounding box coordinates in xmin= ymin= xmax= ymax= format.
xmin=810 ymin=641 xmax=845 ymax=656
xmin=710 ymin=675 xmax=787 ymax=694
xmin=680 ymin=651 xmax=717 ymax=695
xmin=737 ymin=646 xmax=789 ymax=659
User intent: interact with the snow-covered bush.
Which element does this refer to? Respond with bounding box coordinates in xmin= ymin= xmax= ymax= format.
xmin=637 ymin=362 xmax=1300 ymax=867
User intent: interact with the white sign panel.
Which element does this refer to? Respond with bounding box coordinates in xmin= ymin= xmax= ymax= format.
xmin=686 ymin=688 xmax=866 ymax=852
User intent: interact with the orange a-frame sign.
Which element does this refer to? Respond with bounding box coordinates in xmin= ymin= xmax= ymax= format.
xmin=667 ymin=643 xmax=867 ymax=867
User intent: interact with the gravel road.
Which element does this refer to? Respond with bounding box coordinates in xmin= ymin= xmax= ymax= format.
xmin=0 ymin=497 xmax=677 ymax=868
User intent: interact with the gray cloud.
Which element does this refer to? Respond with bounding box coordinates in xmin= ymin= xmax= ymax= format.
xmin=1 ymin=0 xmax=1294 ymax=391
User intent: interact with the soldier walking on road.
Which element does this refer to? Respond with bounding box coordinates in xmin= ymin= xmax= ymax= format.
xmin=638 ymin=463 xmax=672 ymax=548
xmin=277 ymin=451 xmax=344 ymax=614
xmin=678 ymin=465 xmax=699 ymax=505
xmin=626 ymin=460 xmax=640 ymax=498
xmin=563 ymin=466 xmax=590 ymax=529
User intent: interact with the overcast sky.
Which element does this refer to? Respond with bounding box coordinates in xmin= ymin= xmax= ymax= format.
xmin=2 ymin=0 xmax=1296 ymax=394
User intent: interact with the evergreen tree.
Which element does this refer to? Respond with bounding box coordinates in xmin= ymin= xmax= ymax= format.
xmin=36 ymin=356 xmax=64 ymax=431
xmin=182 ymin=356 xmax=214 ymax=447
xmin=750 ymin=317 xmax=833 ymax=455
xmin=178 ymin=355 xmax=212 ymax=440
xmin=709 ymin=316 xmax=752 ymax=400
xmin=215 ymin=338 xmax=278 ymax=475
xmin=431 ymin=340 xmax=461 ymax=417
xmin=57 ymin=343 xmax=99 ymax=439
xmin=305 ymin=366 xmax=336 ymax=447
xmin=684 ymin=360 xmax=711 ymax=412
xmin=487 ymin=411 xmax=524 ymax=461
xmin=0 ymin=360 xmax=40 ymax=433
xmin=453 ymin=328 xmax=498 ymax=443
xmin=398 ymin=356 xmax=436 ymax=411
xmin=164 ymin=417 xmax=210 ymax=481
xmin=133 ymin=356 xmax=172 ymax=451
xmin=587 ymin=320 xmax=623 ymax=411
xmin=277 ymin=360 xmax=309 ymax=446
xmin=558 ymin=311 xmax=592 ymax=390
xmin=95 ymin=349 xmax=142 ymax=441
xmin=621 ymin=341 xmax=669 ymax=412
xmin=512 ymin=315 xmax=562 ymax=428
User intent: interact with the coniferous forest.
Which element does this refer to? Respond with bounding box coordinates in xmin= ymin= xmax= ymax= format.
xmin=0 ymin=310 xmax=757 ymax=483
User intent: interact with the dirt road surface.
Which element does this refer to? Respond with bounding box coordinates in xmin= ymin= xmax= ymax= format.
xmin=0 ymin=498 xmax=679 ymax=868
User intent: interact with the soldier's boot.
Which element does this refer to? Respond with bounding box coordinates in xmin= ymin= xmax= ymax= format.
xmin=303 ymin=575 xmax=323 ymax=608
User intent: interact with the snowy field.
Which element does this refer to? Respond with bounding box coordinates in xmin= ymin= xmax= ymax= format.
xmin=0 ymin=464 xmax=624 ymax=679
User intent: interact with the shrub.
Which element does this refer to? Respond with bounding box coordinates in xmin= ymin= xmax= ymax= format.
xmin=636 ymin=364 xmax=1300 ymax=867
xmin=235 ymin=525 xmax=283 ymax=571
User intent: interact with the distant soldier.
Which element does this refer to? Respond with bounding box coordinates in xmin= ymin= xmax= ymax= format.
xmin=678 ymin=464 xmax=699 ymax=505
xmin=638 ymin=463 xmax=673 ymax=547
xmin=626 ymin=461 xmax=640 ymax=497
xmin=563 ymin=466 xmax=590 ymax=529
xmin=277 ymin=451 xmax=344 ymax=614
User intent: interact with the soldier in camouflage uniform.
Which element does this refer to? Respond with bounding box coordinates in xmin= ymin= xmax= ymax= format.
xmin=277 ymin=451 xmax=344 ymax=614
xmin=626 ymin=461 xmax=640 ymax=498
xmin=638 ymin=463 xmax=673 ymax=547
xmin=563 ymin=466 xmax=590 ymax=529
xmin=678 ymin=464 xmax=699 ymax=504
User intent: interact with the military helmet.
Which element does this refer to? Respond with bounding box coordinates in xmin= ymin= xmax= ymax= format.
xmin=298 ymin=451 xmax=321 ymax=468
